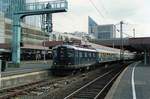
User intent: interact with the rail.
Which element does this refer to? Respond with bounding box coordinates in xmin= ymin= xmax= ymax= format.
xmin=64 ymin=68 xmax=123 ymax=99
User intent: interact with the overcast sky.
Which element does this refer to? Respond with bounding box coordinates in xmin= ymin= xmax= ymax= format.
xmin=27 ymin=0 xmax=150 ymax=37
xmin=53 ymin=0 xmax=150 ymax=37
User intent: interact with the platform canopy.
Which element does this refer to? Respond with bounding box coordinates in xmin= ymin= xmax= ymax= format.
xmin=129 ymin=37 xmax=150 ymax=51
xmin=90 ymin=37 xmax=150 ymax=52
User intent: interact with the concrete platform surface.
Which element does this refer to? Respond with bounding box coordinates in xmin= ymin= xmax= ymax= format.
xmin=105 ymin=61 xmax=150 ymax=99
xmin=2 ymin=60 xmax=53 ymax=77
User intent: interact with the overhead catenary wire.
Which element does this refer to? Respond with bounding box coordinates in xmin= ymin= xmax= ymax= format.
xmin=88 ymin=0 xmax=105 ymax=18
xmin=123 ymin=32 xmax=133 ymax=38
xmin=122 ymin=22 xmax=135 ymax=38
xmin=115 ymin=21 xmax=136 ymax=38
xmin=97 ymin=0 xmax=109 ymax=16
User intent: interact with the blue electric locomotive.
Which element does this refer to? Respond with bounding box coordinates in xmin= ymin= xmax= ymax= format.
xmin=52 ymin=45 xmax=98 ymax=74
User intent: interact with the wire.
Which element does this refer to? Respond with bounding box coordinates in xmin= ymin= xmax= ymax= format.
xmin=123 ymin=32 xmax=133 ymax=38
xmin=115 ymin=21 xmax=136 ymax=38
xmin=88 ymin=0 xmax=104 ymax=18
xmin=98 ymin=0 xmax=109 ymax=16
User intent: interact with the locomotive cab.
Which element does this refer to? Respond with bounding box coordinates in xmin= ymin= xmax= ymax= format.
xmin=52 ymin=45 xmax=75 ymax=68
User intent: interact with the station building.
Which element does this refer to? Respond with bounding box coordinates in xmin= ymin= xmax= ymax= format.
xmin=0 ymin=11 xmax=50 ymax=61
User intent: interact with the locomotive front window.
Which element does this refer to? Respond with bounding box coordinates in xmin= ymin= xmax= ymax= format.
xmin=58 ymin=47 xmax=67 ymax=58
xmin=53 ymin=49 xmax=57 ymax=58
xmin=60 ymin=50 xmax=65 ymax=58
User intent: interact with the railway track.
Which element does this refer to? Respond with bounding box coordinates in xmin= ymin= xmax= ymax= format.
xmin=0 ymin=80 xmax=52 ymax=99
xmin=64 ymin=68 xmax=124 ymax=99
xmin=0 ymin=70 xmax=91 ymax=99
xmin=0 ymin=75 xmax=73 ymax=99
xmin=0 ymin=63 xmax=128 ymax=99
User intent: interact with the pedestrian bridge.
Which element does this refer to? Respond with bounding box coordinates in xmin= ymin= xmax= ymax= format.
xmin=15 ymin=0 xmax=68 ymax=16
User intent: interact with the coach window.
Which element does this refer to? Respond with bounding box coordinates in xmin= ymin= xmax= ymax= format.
xmin=90 ymin=53 xmax=92 ymax=57
xmin=82 ymin=52 xmax=85 ymax=57
xmin=79 ymin=52 xmax=82 ymax=57
xmin=75 ymin=51 xmax=78 ymax=57
xmin=89 ymin=53 xmax=91 ymax=57
xmin=92 ymin=53 xmax=94 ymax=57
xmin=90 ymin=52 xmax=92 ymax=57
xmin=85 ymin=52 xmax=87 ymax=58
xmin=93 ymin=53 xmax=95 ymax=57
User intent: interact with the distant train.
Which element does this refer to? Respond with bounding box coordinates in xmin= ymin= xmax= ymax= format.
xmin=51 ymin=44 xmax=134 ymax=75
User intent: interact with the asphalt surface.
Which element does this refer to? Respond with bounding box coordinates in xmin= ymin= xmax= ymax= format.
xmin=105 ymin=62 xmax=150 ymax=99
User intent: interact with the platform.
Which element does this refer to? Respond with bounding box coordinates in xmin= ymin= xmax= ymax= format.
xmin=0 ymin=60 xmax=53 ymax=89
xmin=105 ymin=61 xmax=150 ymax=99
xmin=3 ymin=60 xmax=52 ymax=76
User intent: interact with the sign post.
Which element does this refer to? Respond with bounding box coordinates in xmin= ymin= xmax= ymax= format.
xmin=0 ymin=60 xmax=1 ymax=88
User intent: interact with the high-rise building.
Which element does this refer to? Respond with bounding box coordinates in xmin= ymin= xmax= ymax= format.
xmin=88 ymin=16 xmax=116 ymax=40
xmin=0 ymin=0 xmax=26 ymax=19
xmin=0 ymin=0 xmax=11 ymax=18
xmin=88 ymin=16 xmax=98 ymax=35
xmin=0 ymin=12 xmax=5 ymax=44
xmin=96 ymin=24 xmax=116 ymax=40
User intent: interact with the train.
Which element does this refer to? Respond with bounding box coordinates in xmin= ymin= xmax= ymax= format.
xmin=51 ymin=44 xmax=134 ymax=75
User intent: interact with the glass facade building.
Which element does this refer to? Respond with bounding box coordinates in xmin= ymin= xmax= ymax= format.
xmin=88 ymin=16 xmax=98 ymax=35
xmin=0 ymin=12 xmax=5 ymax=43
xmin=96 ymin=25 xmax=116 ymax=40
xmin=88 ymin=16 xmax=116 ymax=40
xmin=0 ymin=0 xmax=51 ymax=30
